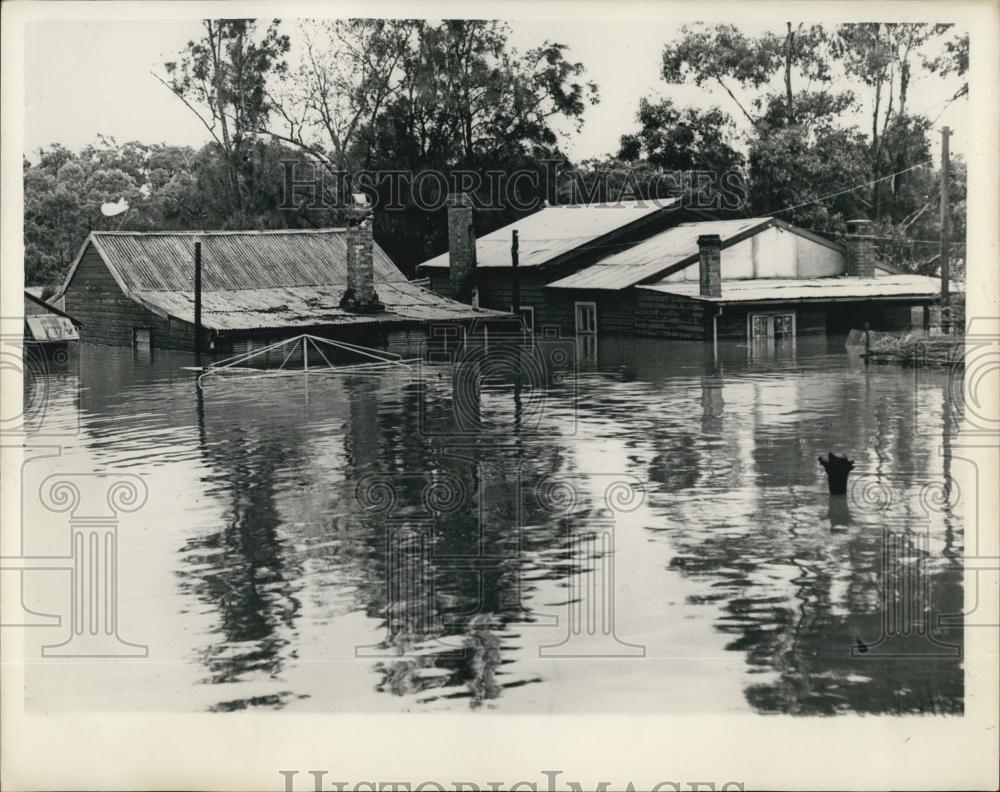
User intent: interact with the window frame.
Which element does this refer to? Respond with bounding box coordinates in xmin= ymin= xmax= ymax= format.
xmin=511 ymin=305 xmax=535 ymax=333
xmin=133 ymin=327 xmax=152 ymax=351
xmin=575 ymin=301 xmax=597 ymax=335
xmin=746 ymin=310 xmax=797 ymax=340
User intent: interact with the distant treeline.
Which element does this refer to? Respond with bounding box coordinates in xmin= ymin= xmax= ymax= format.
xmin=25 ymin=20 xmax=968 ymax=286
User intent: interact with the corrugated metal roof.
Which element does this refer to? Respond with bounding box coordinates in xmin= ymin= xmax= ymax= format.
xmin=135 ymin=280 xmax=501 ymax=331
xmin=418 ymin=199 xmax=677 ymax=269
xmin=89 ymin=228 xmax=406 ymax=292
xmin=58 ymin=228 xmax=506 ymax=330
xmin=546 ymin=218 xmax=771 ymax=290
xmin=637 ymin=274 xmax=943 ymax=303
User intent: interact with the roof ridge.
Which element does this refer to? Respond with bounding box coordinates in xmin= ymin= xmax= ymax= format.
xmin=677 ymin=217 xmax=773 ymax=227
xmin=93 ymin=227 xmax=347 ymax=237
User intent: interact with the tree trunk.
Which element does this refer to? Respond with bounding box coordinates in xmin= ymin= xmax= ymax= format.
xmin=784 ymin=22 xmax=795 ymax=125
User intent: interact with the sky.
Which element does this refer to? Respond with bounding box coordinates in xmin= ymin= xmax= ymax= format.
xmin=23 ymin=17 xmax=969 ymax=165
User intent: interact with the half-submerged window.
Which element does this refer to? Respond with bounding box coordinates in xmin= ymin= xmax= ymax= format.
xmin=748 ymin=311 xmax=796 ymax=340
xmin=133 ymin=328 xmax=151 ymax=351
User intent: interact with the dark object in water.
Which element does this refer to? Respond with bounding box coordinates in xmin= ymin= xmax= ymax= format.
xmin=818 ymin=453 xmax=855 ymax=495
xmin=827 ymin=495 xmax=853 ymax=530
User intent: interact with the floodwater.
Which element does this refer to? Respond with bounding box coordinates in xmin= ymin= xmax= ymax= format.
xmin=18 ymin=335 xmax=964 ymax=715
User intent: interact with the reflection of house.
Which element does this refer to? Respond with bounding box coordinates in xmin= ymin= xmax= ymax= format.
xmin=24 ymin=290 xmax=80 ymax=346
xmin=55 ymin=211 xmax=507 ymax=353
xmin=418 ymin=197 xmax=707 ymax=333
xmin=552 ymin=218 xmax=945 ymax=341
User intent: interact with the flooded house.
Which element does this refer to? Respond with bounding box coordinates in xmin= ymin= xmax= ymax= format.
xmin=54 ymin=208 xmax=505 ymax=354
xmin=417 ymin=195 xmax=707 ymax=333
xmin=546 ymin=217 xmax=944 ymax=341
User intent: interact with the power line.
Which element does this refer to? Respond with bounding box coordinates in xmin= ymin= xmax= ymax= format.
xmin=767 ymin=160 xmax=934 ymax=216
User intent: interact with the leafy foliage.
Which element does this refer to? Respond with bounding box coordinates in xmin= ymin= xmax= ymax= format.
xmin=618 ymin=98 xmax=743 ymax=173
xmin=24 ymin=21 xmax=967 ymax=286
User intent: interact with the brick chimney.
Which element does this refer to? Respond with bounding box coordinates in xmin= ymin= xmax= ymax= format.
xmin=340 ymin=202 xmax=384 ymax=313
xmin=844 ymin=219 xmax=876 ymax=278
xmin=447 ymin=193 xmax=478 ymax=305
xmin=698 ymin=234 xmax=722 ymax=298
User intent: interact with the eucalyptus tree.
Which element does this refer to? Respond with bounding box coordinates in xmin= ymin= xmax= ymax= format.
xmin=160 ymin=19 xmax=290 ymax=218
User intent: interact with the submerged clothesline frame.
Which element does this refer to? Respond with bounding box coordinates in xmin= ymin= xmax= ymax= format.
xmin=191 ymin=333 xmax=420 ymax=385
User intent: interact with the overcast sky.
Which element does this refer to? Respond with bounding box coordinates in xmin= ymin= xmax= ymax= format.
xmin=23 ymin=18 xmax=969 ymax=165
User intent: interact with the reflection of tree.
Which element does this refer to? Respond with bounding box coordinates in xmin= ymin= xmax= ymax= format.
xmin=73 ymin=350 xmax=310 ymax=707
xmin=178 ymin=426 xmax=303 ymax=687
xmin=653 ymin=362 xmax=964 ymax=715
xmin=74 ymin=356 xmax=566 ymax=710
xmin=337 ymin=370 xmax=571 ymax=708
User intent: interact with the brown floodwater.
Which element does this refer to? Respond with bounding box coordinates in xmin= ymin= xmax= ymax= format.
xmin=19 ymin=335 xmax=964 ymax=714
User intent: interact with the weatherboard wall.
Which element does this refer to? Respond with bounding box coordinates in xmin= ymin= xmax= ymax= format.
xmin=63 ymin=243 xmax=197 ymax=350
xmin=634 ymin=291 xmax=928 ymax=339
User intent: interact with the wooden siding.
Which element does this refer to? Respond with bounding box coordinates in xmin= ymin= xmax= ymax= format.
xmin=824 ymin=301 xmax=923 ymax=334
xmin=635 ymin=290 xmax=710 ymax=340
xmin=63 ymin=243 xmax=198 ymax=350
xmin=432 ymin=265 xmax=583 ymax=333
xmin=635 ymin=291 xmax=928 ymax=340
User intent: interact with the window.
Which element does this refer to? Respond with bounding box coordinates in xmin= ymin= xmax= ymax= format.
xmin=511 ymin=305 xmax=535 ymax=333
xmin=133 ymin=328 xmax=151 ymax=351
xmin=747 ymin=311 xmax=796 ymax=340
xmin=231 ymin=338 xmax=263 ymax=357
xmin=575 ymin=301 xmax=597 ymax=335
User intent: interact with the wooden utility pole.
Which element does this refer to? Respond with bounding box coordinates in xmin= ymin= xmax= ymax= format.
xmin=939 ymin=126 xmax=951 ymax=333
xmin=511 ymin=229 xmax=520 ymax=315
xmin=194 ymin=240 xmax=203 ymax=357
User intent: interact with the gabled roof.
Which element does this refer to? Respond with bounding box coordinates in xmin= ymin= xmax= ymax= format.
xmin=58 ymin=229 xmax=504 ymax=330
xmin=418 ymin=199 xmax=680 ymax=270
xmin=546 ymin=217 xmax=842 ymax=291
xmin=637 ymin=274 xmax=943 ymax=304
xmin=59 ymin=228 xmax=408 ymax=295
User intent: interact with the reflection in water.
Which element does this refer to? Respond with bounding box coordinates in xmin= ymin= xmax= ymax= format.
xmin=24 ymin=337 xmax=964 ymax=714
xmin=179 ymin=427 xmax=303 ymax=688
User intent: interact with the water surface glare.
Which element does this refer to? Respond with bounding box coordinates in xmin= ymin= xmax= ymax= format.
xmin=21 ymin=337 xmax=963 ymax=714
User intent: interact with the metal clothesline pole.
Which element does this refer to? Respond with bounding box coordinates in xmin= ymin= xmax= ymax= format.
xmin=196 ymin=332 xmax=418 ymax=385
xmin=305 ymin=334 xmax=405 ymax=362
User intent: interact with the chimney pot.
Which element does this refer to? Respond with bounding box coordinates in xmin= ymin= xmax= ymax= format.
xmin=698 ymin=234 xmax=722 ymax=299
xmin=447 ymin=193 xmax=478 ymax=305
xmin=845 ymin=218 xmax=876 ymax=278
